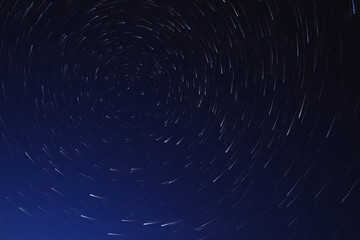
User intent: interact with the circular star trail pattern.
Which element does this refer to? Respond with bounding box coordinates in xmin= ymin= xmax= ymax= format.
xmin=0 ymin=0 xmax=360 ymax=239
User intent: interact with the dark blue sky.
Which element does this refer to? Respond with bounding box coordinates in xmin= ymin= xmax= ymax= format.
xmin=0 ymin=0 xmax=360 ymax=239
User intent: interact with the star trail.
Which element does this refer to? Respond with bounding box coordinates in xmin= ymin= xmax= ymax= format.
xmin=0 ymin=0 xmax=360 ymax=239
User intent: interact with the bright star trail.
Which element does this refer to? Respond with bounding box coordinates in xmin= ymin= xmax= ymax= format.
xmin=0 ymin=0 xmax=360 ymax=239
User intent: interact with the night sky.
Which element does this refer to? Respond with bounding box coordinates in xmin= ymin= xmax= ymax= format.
xmin=0 ymin=0 xmax=360 ymax=239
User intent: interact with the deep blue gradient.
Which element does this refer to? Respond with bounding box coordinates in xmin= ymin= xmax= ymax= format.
xmin=0 ymin=0 xmax=360 ymax=239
